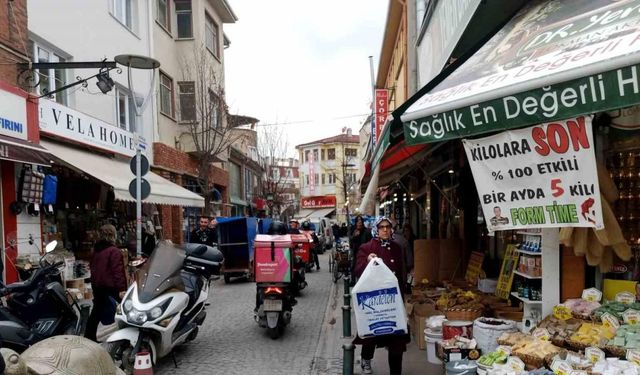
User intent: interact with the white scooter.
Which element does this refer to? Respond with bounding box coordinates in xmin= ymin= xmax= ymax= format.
xmin=105 ymin=242 xmax=223 ymax=372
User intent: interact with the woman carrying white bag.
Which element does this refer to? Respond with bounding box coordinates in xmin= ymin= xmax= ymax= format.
xmin=352 ymin=216 xmax=410 ymax=375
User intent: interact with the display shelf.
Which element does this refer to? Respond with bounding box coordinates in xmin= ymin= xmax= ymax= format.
xmin=517 ymin=231 xmax=542 ymax=236
xmin=511 ymin=292 xmax=543 ymax=305
xmin=516 ymin=249 xmax=542 ymax=256
xmin=514 ymin=270 xmax=542 ymax=280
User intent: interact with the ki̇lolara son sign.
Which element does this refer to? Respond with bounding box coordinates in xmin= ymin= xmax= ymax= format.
xmin=463 ymin=116 xmax=603 ymax=232
xmin=39 ymin=99 xmax=137 ymax=157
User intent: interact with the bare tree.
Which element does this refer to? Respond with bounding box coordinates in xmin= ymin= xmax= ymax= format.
xmin=257 ymin=126 xmax=295 ymax=219
xmin=178 ymin=44 xmax=243 ymax=212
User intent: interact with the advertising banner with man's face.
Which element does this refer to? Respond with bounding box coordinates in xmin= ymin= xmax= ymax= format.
xmin=462 ymin=116 xmax=603 ymax=232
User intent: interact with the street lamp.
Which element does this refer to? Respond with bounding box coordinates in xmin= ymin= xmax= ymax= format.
xmin=114 ymin=54 xmax=161 ymax=257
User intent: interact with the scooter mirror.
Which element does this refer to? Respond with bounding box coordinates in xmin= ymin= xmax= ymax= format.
xmin=45 ymin=240 xmax=58 ymax=253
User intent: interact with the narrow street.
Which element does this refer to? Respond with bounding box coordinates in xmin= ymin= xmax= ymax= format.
xmin=155 ymin=252 xmax=335 ymax=375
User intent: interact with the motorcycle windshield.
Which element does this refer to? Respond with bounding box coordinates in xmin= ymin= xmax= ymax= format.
xmin=136 ymin=244 xmax=185 ymax=303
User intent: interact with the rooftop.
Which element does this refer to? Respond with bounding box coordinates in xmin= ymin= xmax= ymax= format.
xmin=295 ymin=134 xmax=360 ymax=149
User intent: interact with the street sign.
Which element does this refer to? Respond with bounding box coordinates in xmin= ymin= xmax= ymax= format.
xmin=130 ymin=154 xmax=150 ymax=176
xmin=129 ymin=178 xmax=151 ymax=200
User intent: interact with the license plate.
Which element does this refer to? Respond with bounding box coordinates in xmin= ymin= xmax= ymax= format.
xmin=264 ymin=299 xmax=282 ymax=311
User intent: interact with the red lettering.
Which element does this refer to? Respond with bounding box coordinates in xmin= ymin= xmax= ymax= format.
xmin=547 ymin=123 xmax=569 ymax=153
xmin=532 ymin=127 xmax=550 ymax=156
xmin=567 ymin=116 xmax=590 ymax=151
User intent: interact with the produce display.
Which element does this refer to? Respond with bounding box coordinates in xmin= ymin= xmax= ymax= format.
xmin=592 ymin=302 xmax=640 ymax=322
xmin=436 ymin=290 xmax=484 ymax=311
xmin=513 ymin=339 xmax=561 ymax=359
xmin=592 ymin=359 xmax=640 ymax=375
xmin=550 ymin=349 xmax=592 ymax=371
xmin=478 ymin=351 xmax=509 ymax=367
xmin=497 ymin=332 xmax=535 ymax=347
xmin=568 ymin=323 xmax=615 ymax=348
xmin=560 ymin=298 xmax=601 ymax=318
xmin=608 ymin=324 xmax=640 ymax=349
xmin=536 ymin=316 xmax=582 ymax=346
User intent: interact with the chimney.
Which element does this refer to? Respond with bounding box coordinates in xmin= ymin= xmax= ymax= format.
xmin=346 ymin=128 xmax=352 ymax=136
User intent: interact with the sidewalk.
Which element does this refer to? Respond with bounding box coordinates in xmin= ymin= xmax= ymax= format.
xmin=311 ymin=277 xmax=443 ymax=375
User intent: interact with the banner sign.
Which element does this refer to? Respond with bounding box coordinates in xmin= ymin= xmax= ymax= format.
xmin=402 ymin=0 xmax=640 ymax=145
xmin=301 ymin=195 xmax=336 ymax=208
xmin=375 ymin=89 xmax=388 ymax=143
xmin=463 ymin=116 xmax=603 ymax=232
xmin=309 ymin=150 xmax=316 ymax=194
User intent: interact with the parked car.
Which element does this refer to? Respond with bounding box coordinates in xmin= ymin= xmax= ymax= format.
xmin=310 ymin=217 xmax=333 ymax=250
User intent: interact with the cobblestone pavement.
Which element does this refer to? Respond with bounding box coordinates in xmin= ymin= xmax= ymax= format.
xmin=155 ymin=251 xmax=335 ymax=375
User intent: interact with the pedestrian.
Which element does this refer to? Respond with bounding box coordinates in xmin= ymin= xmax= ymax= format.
xmin=288 ymin=218 xmax=301 ymax=234
xmin=301 ymin=221 xmax=320 ymax=270
xmin=340 ymin=222 xmax=348 ymax=237
xmin=85 ymin=224 xmax=127 ymax=342
xmin=349 ymin=215 xmax=372 ymax=274
xmin=331 ymin=222 xmax=340 ymax=246
xmin=353 ymin=216 xmax=409 ymax=375
xmin=190 ymin=216 xmax=216 ymax=246
xmin=393 ymin=223 xmax=415 ymax=293
xmin=208 ymin=216 xmax=219 ymax=244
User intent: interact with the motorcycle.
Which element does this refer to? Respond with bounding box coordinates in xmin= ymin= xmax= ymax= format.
xmin=0 ymin=241 xmax=87 ymax=352
xmin=105 ymin=242 xmax=222 ymax=372
xmin=253 ymin=234 xmax=295 ymax=339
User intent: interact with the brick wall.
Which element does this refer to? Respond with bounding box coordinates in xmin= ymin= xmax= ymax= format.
xmin=0 ymin=0 xmax=29 ymax=86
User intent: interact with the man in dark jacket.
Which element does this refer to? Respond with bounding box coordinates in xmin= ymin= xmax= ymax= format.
xmin=86 ymin=224 xmax=127 ymax=342
xmin=190 ymin=216 xmax=217 ymax=246
xmin=288 ymin=218 xmax=301 ymax=234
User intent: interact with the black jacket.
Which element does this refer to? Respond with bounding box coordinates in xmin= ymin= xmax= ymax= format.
xmin=190 ymin=227 xmax=217 ymax=246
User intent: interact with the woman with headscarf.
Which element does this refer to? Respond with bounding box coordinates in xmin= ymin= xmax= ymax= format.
xmin=85 ymin=224 xmax=127 ymax=342
xmin=353 ymin=216 xmax=409 ymax=375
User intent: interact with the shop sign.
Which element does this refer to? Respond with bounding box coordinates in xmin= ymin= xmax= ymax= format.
xmin=601 ymin=312 xmax=621 ymax=329
xmin=551 ymin=359 xmax=572 ymax=375
xmin=553 ymin=305 xmax=572 ymax=321
xmin=616 ymin=291 xmax=636 ymax=304
xmin=610 ymin=264 xmax=629 ymax=274
xmin=585 ymin=347 xmax=605 ymax=364
xmin=623 ymin=309 xmax=640 ymax=325
xmin=465 ymin=251 xmax=484 ymax=283
xmin=582 ymin=288 xmax=602 ymax=302
xmin=403 ymin=0 xmax=640 ymax=145
xmin=301 ymin=195 xmax=336 ymax=209
xmin=463 ymin=116 xmax=602 ymax=232
xmin=375 ymin=89 xmax=388 ymax=143
xmin=532 ymin=327 xmax=550 ymax=341
xmin=0 ymin=89 xmax=28 ymax=140
xmin=39 ymin=99 xmax=136 ymax=157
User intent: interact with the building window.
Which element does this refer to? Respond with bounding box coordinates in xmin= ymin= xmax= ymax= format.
xmin=178 ymin=81 xmax=195 ymax=121
xmin=321 ymin=174 xmax=325 ymax=185
xmin=328 ymin=148 xmax=336 ymax=160
xmin=304 ymin=150 xmax=310 ymax=163
xmin=159 ymin=72 xmax=174 ymax=117
xmin=314 ymin=174 xmax=319 ymax=186
xmin=175 ymin=0 xmax=193 ymax=38
xmin=345 ymin=148 xmax=357 ymax=157
xmin=328 ymin=173 xmax=334 ymax=184
xmin=205 ymin=13 xmax=219 ymax=57
xmin=321 ymin=149 xmax=325 ymax=160
xmin=112 ymin=0 xmax=135 ymax=30
xmin=306 ymin=175 xmax=309 ymax=186
xmin=32 ymin=43 xmax=67 ymax=105
xmin=209 ymin=90 xmax=222 ymax=129
xmin=116 ymin=87 xmax=136 ymax=132
xmin=313 ymin=149 xmax=318 ymax=162
xmin=286 ymin=169 xmax=292 ymax=178
xmin=156 ymin=0 xmax=170 ymax=31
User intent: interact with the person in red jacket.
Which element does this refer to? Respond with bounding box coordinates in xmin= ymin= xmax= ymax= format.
xmin=85 ymin=224 xmax=127 ymax=342
xmin=353 ymin=216 xmax=409 ymax=375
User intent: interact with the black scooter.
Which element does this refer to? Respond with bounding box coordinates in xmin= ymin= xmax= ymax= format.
xmin=0 ymin=241 xmax=86 ymax=352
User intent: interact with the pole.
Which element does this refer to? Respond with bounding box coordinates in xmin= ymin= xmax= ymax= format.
xmin=136 ymin=145 xmax=142 ymax=257
xmin=368 ymin=55 xmax=376 ymax=143
xmin=342 ymin=343 xmax=355 ymax=375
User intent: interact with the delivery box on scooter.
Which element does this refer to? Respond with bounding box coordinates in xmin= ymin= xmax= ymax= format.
xmin=289 ymin=234 xmax=311 ymax=264
xmin=254 ymin=234 xmax=294 ymax=283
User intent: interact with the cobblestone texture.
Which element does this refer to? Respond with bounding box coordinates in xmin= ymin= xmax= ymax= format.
xmin=155 ymin=252 xmax=334 ymax=375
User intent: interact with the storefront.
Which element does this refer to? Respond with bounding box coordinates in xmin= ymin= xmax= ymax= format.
xmin=0 ymin=81 xmax=51 ymax=283
xmin=298 ymin=195 xmax=336 ymax=220
xmin=37 ymin=99 xmax=204 ymax=275
xmin=381 ymin=2 xmax=640 ymax=372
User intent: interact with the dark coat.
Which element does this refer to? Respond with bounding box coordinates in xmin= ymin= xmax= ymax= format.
xmin=190 ymin=227 xmax=217 ymax=246
xmin=352 ymin=238 xmax=410 ymax=349
xmin=90 ymin=240 xmax=127 ymax=292
xmin=349 ymin=229 xmax=372 ymax=260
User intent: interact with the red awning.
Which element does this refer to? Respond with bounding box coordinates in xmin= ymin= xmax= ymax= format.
xmin=0 ymin=135 xmax=50 ymax=166
xmin=380 ymin=142 xmax=428 ymax=171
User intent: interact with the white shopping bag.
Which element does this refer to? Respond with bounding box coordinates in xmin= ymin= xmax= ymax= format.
xmin=351 ymin=258 xmax=408 ymax=338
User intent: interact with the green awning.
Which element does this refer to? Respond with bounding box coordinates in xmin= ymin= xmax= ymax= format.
xmin=402 ymin=0 xmax=640 ymax=145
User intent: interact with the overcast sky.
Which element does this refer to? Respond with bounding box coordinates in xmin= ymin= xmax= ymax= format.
xmin=224 ymin=0 xmax=388 ymax=157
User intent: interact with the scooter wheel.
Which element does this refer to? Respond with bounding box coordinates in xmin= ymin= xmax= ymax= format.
xmin=268 ymin=326 xmax=280 ymax=339
xmin=104 ymin=340 xmax=135 ymax=373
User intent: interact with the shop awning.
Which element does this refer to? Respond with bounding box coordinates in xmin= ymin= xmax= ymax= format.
xmin=0 ymin=135 xmax=51 ymax=166
xmin=41 ymin=140 xmax=204 ymax=208
xmin=297 ymin=208 xmax=335 ymax=220
xmin=402 ymin=0 xmax=640 ymax=145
